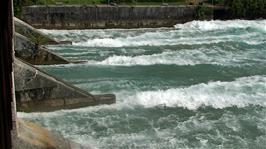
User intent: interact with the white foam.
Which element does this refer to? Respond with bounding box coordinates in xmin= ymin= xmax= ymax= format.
xmin=175 ymin=20 xmax=266 ymax=31
xmin=71 ymin=33 xmax=248 ymax=47
xmin=40 ymin=20 xmax=266 ymax=48
xmin=88 ymin=47 xmax=266 ymax=66
xmin=73 ymin=38 xmax=126 ymax=47
xmin=94 ymin=51 xmax=209 ymax=66
xmin=16 ymin=74 xmax=266 ymax=149
xmin=18 ymin=75 xmax=266 ymax=117
xmin=97 ymin=52 xmax=184 ymax=65
xmin=128 ymin=76 xmax=266 ymax=110
xmin=60 ymin=51 xmax=92 ymax=56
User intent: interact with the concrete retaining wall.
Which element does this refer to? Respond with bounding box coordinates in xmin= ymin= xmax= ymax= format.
xmin=21 ymin=5 xmax=212 ymax=29
xmin=14 ymin=58 xmax=115 ymax=112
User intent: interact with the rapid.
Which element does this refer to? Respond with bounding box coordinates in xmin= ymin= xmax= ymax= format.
xmin=18 ymin=20 xmax=266 ymax=148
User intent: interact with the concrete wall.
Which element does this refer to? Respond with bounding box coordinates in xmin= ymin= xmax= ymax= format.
xmin=14 ymin=17 xmax=73 ymax=65
xmin=21 ymin=5 xmax=212 ymax=29
xmin=14 ymin=17 xmax=59 ymax=44
xmin=15 ymin=33 xmax=71 ymax=65
xmin=14 ymin=58 xmax=115 ymax=112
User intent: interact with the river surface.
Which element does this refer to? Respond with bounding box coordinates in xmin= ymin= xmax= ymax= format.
xmin=18 ymin=20 xmax=266 ymax=148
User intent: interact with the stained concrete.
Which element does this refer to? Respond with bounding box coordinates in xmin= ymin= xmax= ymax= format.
xmin=14 ymin=58 xmax=116 ymax=112
xmin=12 ymin=119 xmax=92 ymax=149
xmin=15 ymin=33 xmax=70 ymax=65
xmin=21 ymin=5 xmax=213 ymax=29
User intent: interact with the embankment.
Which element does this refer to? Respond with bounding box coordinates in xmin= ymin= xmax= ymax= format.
xmin=21 ymin=5 xmax=214 ymax=29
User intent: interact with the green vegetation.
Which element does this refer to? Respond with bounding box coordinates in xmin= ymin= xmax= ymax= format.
xmin=228 ymin=0 xmax=266 ymax=18
xmin=207 ymin=0 xmax=225 ymax=5
xmin=194 ymin=4 xmax=213 ymax=20
xmin=14 ymin=0 xmax=52 ymax=16
xmin=207 ymin=0 xmax=266 ymax=18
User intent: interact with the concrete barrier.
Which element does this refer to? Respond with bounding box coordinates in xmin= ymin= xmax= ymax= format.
xmin=21 ymin=5 xmax=212 ymax=29
xmin=15 ymin=33 xmax=71 ymax=65
xmin=14 ymin=17 xmax=59 ymax=44
xmin=14 ymin=58 xmax=116 ymax=112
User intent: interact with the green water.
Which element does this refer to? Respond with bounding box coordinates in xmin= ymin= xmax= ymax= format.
xmin=19 ymin=20 xmax=266 ymax=148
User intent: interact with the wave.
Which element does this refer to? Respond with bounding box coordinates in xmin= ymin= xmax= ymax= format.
xmin=40 ymin=20 xmax=266 ymax=48
xmin=60 ymin=51 xmax=93 ymax=56
xmin=126 ymin=76 xmax=266 ymax=110
xmin=88 ymin=48 xmax=266 ymax=66
xmin=174 ymin=20 xmax=266 ymax=32
xmin=94 ymin=51 xmax=212 ymax=66
xmin=18 ymin=76 xmax=266 ymax=118
xmin=72 ymin=33 xmax=262 ymax=47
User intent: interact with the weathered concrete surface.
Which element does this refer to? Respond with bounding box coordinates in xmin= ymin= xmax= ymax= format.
xmin=21 ymin=5 xmax=212 ymax=29
xmin=14 ymin=58 xmax=116 ymax=112
xmin=14 ymin=17 xmax=59 ymax=44
xmin=12 ymin=119 xmax=92 ymax=149
xmin=15 ymin=33 xmax=70 ymax=65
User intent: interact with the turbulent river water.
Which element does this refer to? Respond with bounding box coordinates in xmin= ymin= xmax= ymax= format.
xmin=18 ymin=20 xmax=266 ymax=148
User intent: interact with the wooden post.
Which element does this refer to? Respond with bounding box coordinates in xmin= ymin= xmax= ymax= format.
xmin=0 ymin=0 xmax=15 ymax=148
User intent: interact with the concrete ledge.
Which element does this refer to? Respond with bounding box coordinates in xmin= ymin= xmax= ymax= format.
xmin=15 ymin=33 xmax=70 ymax=65
xmin=18 ymin=95 xmax=115 ymax=112
xmin=14 ymin=58 xmax=116 ymax=112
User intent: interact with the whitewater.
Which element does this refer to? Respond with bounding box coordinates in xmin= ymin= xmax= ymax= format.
xmin=20 ymin=20 xmax=266 ymax=148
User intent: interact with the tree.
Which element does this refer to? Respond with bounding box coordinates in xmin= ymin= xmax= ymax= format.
xmin=230 ymin=0 xmax=245 ymax=17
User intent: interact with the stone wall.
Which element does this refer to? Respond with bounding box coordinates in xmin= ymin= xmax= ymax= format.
xmin=21 ymin=5 xmax=212 ymax=29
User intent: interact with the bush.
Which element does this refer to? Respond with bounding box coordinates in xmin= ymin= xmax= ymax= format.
xmin=194 ymin=5 xmax=213 ymax=20
xmin=14 ymin=0 xmax=56 ymax=16
xmin=226 ymin=0 xmax=266 ymax=18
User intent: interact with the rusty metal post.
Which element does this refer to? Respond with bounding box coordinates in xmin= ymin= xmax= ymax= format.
xmin=0 ymin=0 xmax=15 ymax=148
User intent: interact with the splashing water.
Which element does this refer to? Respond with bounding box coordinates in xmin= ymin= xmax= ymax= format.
xmin=21 ymin=20 xmax=266 ymax=148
